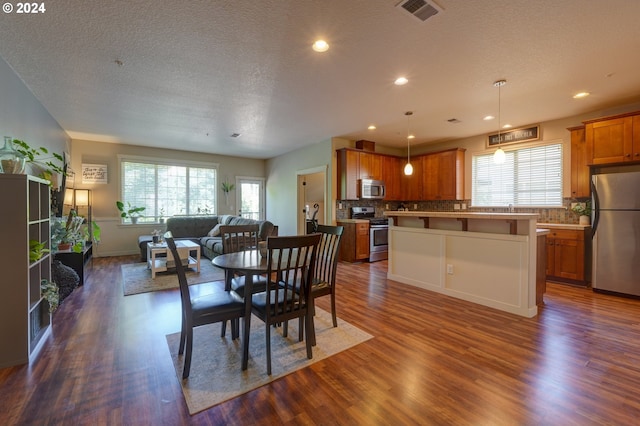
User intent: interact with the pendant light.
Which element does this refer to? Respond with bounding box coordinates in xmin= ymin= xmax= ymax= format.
xmin=493 ymin=79 xmax=507 ymax=164
xmin=404 ymin=111 xmax=414 ymax=175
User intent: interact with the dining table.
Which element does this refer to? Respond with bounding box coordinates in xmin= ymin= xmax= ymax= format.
xmin=212 ymin=249 xmax=267 ymax=370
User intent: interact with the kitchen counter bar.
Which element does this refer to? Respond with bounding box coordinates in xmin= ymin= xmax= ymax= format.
xmin=383 ymin=211 xmax=540 ymax=318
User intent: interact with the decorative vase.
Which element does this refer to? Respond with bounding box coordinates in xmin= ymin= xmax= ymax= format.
xmin=131 ymin=217 xmax=139 ymax=224
xmin=0 ymin=136 xmax=26 ymax=174
xmin=579 ymin=215 xmax=590 ymax=225
xmin=57 ymin=242 xmax=72 ymax=251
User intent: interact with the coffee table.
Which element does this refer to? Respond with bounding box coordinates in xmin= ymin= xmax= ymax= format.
xmin=147 ymin=240 xmax=201 ymax=278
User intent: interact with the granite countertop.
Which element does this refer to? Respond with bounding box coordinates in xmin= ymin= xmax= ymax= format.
xmin=537 ymin=222 xmax=591 ymax=230
xmin=383 ymin=211 xmax=539 ymax=220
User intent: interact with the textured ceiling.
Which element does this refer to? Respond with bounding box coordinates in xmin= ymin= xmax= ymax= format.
xmin=2 ymin=0 xmax=640 ymax=159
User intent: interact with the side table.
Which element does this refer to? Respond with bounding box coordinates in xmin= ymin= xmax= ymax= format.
xmin=54 ymin=241 xmax=93 ymax=286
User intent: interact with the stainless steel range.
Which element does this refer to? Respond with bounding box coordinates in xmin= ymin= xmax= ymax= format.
xmin=351 ymin=206 xmax=388 ymax=262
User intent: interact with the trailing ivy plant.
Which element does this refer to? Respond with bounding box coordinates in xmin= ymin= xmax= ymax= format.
xmin=41 ymin=279 xmax=59 ymax=313
xmin=12 ymin=139 xmax=65 ymax=179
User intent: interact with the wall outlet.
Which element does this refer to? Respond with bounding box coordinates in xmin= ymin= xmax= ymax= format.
xmin=413 ymin=204 xmax=418 ymax=210
xmin=454 ymin=204 xmax=461 ymax=210
xmin=447 ymin=264 xmax=454 ymax=275
xmin=338 ymin=202 xmax=343 ymax=210
xmin=461 ymin=203 xmax=467 ymax=210
xmin=386 ymin=204 xmax=389 ymax=209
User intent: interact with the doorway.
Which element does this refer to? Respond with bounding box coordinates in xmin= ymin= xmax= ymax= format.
xmin=235 ymin=177 xmax=265 ymax=220
xmin=297 ymin=166 xmax=327 ymax=234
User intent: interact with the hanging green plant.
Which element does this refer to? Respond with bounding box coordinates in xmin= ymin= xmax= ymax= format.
xmin=221 ymin=181 xmax=235 ymax=193
xmin=41 ymin=279 xmax=59 ymax=313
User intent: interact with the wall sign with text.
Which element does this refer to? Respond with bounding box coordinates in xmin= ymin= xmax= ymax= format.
xmin=487 ymin=125 xmax=540 ymax=148
xmin=81 ymin=163 xmax=108 ymax=184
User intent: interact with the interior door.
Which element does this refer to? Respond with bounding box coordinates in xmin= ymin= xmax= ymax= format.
xmin=235 ymin=177 xmax=264 ymax=220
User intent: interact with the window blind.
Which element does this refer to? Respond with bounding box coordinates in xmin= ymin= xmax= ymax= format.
xmin=472 ymin=143 xmax=562 ymax=207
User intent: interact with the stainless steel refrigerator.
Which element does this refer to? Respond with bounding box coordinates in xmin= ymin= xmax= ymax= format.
xmin=592 ymin=171 xmax=640 ymax=296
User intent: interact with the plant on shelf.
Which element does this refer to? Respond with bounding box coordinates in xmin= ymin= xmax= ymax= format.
xmin=116 ymin=201 xmax=146 ymax=224
xmin=29 ymin=239 xmax=50 ymax=262
xmin=159 ymin=207 xmax=166 ymax=223
xmin=51 ymin=212 xmax=85 ymax=253
xmin=40 ymin=279 xmax=59 ymax=313
xmin=11 ymin=138 xmax=66 ymax=183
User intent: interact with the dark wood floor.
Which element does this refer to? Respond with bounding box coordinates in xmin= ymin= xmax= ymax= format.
xmin=2 ymin=256 xmax=640 ymax=425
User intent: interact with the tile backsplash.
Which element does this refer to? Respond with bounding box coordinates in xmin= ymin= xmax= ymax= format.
xmin=336 ymin=198 xmax=588 ymax=224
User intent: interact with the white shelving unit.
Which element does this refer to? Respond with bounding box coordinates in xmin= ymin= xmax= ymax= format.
xmin=0 ymin=174 xmax=52 ymax=368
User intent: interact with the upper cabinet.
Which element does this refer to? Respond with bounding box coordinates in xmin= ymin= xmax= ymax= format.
xmin=337 ymin=147 xmax=465 ymax=201
xmin=383 ymin=156 xmax=402 ymax=201
xmin=569 ymin=126 xmax=590 ymax=198
xmin=585 ymin=113 xmax=640 ymax=165
xmin=337 ymin=148 xmax=359 ymax=200
xmin=421 ymin=148 xmax=465 ymax=201
xmin=358 ymin=151 xmax=382 ymax=180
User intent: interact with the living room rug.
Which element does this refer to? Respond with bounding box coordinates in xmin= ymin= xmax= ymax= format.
xmin=166 ymin=308 xmax=373 ymax=415
xmin=121 ymin=260 xmax=225 ymax=296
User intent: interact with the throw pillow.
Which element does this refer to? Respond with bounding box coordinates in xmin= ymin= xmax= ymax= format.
xmin=207 ymin=224 xmax=221 ymax=237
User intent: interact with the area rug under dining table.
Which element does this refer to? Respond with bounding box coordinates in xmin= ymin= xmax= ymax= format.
xmin=166 ymin=308 xmax=373 ymax=415
xmin=121 ymin=260 xmax=225 ymax=296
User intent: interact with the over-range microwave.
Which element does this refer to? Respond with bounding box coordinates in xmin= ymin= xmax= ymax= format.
xmin=359 ymin=179 xmax=386 ymax=199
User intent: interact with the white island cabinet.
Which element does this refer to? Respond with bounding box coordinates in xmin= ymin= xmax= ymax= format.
xmin=384 ymin=211 xmax=540 ymax=318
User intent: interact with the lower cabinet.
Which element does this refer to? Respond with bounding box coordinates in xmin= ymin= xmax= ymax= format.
xmin=544 ymin=227 xmax=591 ymax=285
xmin=337 ymin=221 xmax=369 ymax=262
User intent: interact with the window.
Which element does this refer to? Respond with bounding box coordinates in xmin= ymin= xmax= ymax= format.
xmin=120 ymin=156 xmax=218 ymax=223
xmin=472 ymin=143 xmax=563 ymax=207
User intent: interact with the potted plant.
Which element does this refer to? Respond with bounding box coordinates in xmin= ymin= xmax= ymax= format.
xmin=221 ymin=180 xmax=235 ymax=205
xmin=40 ymin=278 xmax=59 ymax=313
xmin=29 ymin=239 xmax=50 ymax=262
xmin=51 ymin=213 xmax=85 ymax=252
xmin=571 ymin=200 xmax=592 ymax=225
xmin=11 ymin=138 xmax=65 ymax=182
xmin=116 ymin=201 xmax=145 ymax=224
xmin=159 ymin=208 xmax=166 ymax=223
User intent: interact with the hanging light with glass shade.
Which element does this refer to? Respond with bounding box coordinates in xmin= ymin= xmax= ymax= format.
xmin=493 ymin=79 xmax=507 ymax=164
xmin=404 ymin=111 xmax=414 ymax=175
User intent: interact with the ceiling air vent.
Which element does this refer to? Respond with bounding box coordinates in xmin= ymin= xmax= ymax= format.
xmin=396 ymin=0 xmax=442 ymax=22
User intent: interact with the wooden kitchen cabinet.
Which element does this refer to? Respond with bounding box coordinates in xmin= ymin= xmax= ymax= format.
xmin=337 ymin=148 xmax=359 ymax=200
xmin=585 ymin=114 xmax=637 ymax=165
xmin=421 ymin=148 xmax=465 ymax=200
xmin=544 ymin=228 xmax=591 ymax=285
xmin=569 ymin=125 xmax=591 ymax=198
xmin=401 ymin=156 xmax=423 ymax=201
xmin=383 ymin=155 xmax=402 ymax=200
xmin=337 ymin=221 xmax=370 ymax=262
xmin=359 ymin=151 xmax=382 ymax=180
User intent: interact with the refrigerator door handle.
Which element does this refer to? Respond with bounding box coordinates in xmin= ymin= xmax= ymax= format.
xmin=591 ymin=179 xmax=600 ymax=239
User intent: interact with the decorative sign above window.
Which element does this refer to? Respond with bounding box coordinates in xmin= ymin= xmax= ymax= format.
xmin=81 ymin=163 xmax=108 ymax=184
xmin=487 ymin=125 xmax=540 ymax=148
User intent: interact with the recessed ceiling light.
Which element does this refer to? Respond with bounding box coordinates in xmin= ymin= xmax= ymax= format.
xmin=573 ymin=92 xmax=590 ymax=99
xmin=312 ymin=40 xmax=329 ymax=52
xmin=503 ymin=124 xmax=512 ymax=129
xmin=368 ymin=125 xmax=376 ymax=130
xmin=394 ymin=77 xmax=408 ymax=86
xmin=483 ymin=115 xmax=495 ymax=121
xmin=407 ymin=134 xmax=415 ymax=139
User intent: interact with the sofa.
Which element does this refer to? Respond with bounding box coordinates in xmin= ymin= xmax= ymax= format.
xmin=138 ymin=215 xmax=277 ymax=261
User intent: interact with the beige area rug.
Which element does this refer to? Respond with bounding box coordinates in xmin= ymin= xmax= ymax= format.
xmin=121 ymin=260 xmax=225 ymax=296
xmin=166 ymin=308 xmax=373 ymax=415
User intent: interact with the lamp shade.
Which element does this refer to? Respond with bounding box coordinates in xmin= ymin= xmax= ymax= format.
xmin=63 ymin=188 xmax=74 ymax=205
xmin=493 ymin=148 xmax=506 ymax=164
xmin=404 ymin=162 xmax=413 ymax=175
xmin=74 ymin=189 xmax=90 ymax=206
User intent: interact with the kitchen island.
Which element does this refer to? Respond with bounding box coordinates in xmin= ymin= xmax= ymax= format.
xmin=384 ymin=211 xmax=540 ymax=317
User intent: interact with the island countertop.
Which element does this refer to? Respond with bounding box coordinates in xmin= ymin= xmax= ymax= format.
xmin=383 ymin=211 xmax=539 ymax=220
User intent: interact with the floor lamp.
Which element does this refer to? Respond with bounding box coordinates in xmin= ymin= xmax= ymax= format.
xmin=73 ymin=189 xmax=92 ymax=244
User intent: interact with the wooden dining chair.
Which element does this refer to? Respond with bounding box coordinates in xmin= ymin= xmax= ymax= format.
xmin=310 ymin=224 xmax=344 ymax=327
xmin=219 ymin=224 xmax=267 ymax=336
xmin=165 ymin=232 xmax=245 ymax=379
xmin=250 ymin=233 xmax=321 ymax=375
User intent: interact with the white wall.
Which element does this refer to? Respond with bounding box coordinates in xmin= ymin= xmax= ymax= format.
xmin=0 ymin=56 xmax=69 ymax=175
xmin=265 ymin=138 xmax=332 ymax=236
